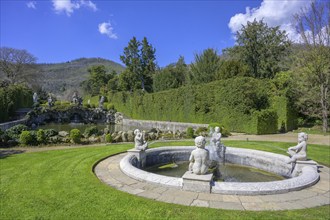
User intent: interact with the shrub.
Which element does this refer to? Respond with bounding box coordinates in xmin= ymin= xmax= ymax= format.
xmin=91 ymin=104 xmax=96 ymax=108
xmin=19 ymin=131 xmax=35 ymax=146
xmin=106 ymin=103 xmax=115 ymax=110
xmin=70 ymin=129 xmax=81 ymax=143
xmin=5 ymin=124 xmax=28 ymax=140
xmin=186 ymin=127 xmax=194 ymax=138
xmin=36 ymin=129 xmax=47 ymax=144
xmin=84 ymin=126 xmax=99 ymax=137
xmin=105 ymin=133 xmax=112 ymax=143
xmin=84 ymin=103 xmax=91 ymax=108
xmin=44 ymin=129 xmax=58 ymax=138
xmin=195 ymin=127 xmax=208 ymax=136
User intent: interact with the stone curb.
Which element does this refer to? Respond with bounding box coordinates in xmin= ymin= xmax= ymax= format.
xmin=94 ymin=153 xmax=330 ymax=211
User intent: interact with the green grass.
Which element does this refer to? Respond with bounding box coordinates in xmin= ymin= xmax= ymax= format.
xmin=293 ymin=126 xmax=330 ymax=136
xmin=1 ymin=141 xmax=329 ymax=219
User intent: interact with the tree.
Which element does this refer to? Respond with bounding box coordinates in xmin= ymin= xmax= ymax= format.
xmin=234 ymin=19 xmax=291 ymax=78
xmin=153 ymin=56 xmax=188 ymax=92
xmin=189 ymin=48 xmax=220 ymax=84
xmin=0 ymin=47 xmax=37 ymax=84
xmin=81 ymin=65 xmax=115 ymax=96
xmin=293 ymin=1 xmax=330 ymax=132
xmin=120 ymin=37 xmax=157 ymax=92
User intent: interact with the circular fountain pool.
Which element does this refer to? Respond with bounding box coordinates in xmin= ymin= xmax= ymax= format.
xmin=119 ymin=146 xmax=320 ymax=195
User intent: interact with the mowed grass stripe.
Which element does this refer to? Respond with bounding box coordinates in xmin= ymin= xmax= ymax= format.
xmin=0 ymin=142 xmax=329 ymax=219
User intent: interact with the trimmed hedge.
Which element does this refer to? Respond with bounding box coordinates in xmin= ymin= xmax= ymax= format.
xmin=108 ymin=77 xmax=295 ymax=134
xmin=271 ymin=96 xmax=298 ymax=132
xmin=0 ymin=84 xmax=33 ymax=122
xmin=251 ymin=109 xmax=278 ymax=134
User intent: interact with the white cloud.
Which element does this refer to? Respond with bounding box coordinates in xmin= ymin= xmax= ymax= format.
xmin=26 ymin=1 xmax=37 ymax=9
xmin=98 ymin=22 xmax=118 ymax=39
xmin=228 ymin=0 xmax=312 ymax=42
xmin=52 ymin=0 xmax=97 ymax=16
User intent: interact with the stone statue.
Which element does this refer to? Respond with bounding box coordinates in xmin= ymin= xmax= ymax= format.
xmin=189 ymin=136 xmax=209 ymax=175
xmin=72 ymin=92 xmax=78 ymax=104
xmin=287 ymin=132 xmax=308 ymax=163
xmin=99 ymin=96 xmax=105 ymax=108
xmin=47 ymin=95 xmax=53 ymax=107
xmin=134 ymin=129 xmax=148 ymax=150
xmin=211 ymin=126 xmax=222 ymax=149
xmin=33 ymin=92 xmax=38 ymax=104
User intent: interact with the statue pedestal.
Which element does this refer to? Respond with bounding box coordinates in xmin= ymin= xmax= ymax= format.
xmin=182 ymin=171 xmax=213 ymax=193
xmin=292 ymin=160 xmax=318 ymax=177
xmin=127 ymin=149 xmax=146 ymax=168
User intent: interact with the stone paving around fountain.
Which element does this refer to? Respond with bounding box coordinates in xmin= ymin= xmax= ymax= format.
xmin=94 ymin=153 xmax=330 ymax=211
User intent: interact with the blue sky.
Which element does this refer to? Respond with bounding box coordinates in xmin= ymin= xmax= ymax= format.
xmin=0 ymin=0 xmax=311 ymax=67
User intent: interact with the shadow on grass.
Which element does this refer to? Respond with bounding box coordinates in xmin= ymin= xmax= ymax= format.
xmin=0 ymin=149 xmax=25 ymax=159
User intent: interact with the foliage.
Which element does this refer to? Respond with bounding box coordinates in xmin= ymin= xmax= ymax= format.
xmin=217 ymin=59 xmax=249 ymax=80
xmin=36 ymin=129 xmax=47 ymax=144
xmin=189 ymin=48 xmax=221 ymax=84
xmin=0 ymin=142 xmax=329 ymax=220
xmin=44 ymin=129 xmax=58 ymax=138
xmin=83 ymin=126 xmax=99 ymax=138
xmin=5 ymin=124 xmax=28 ymax=141
xmin=108 ymin=77 xmax=288 ymax=134
xmin=186 ymin=127 xmax=194 ymax=138
xmin=229 ymin=19 xmax=291 ymax=78
xmin=81 ymin=65 xmax=116 ymax=96
xmin=19 ymin=130 xmax=36 ymax=146
xmin=153 ymin=56 xmax=188 ymax=92
xmin=105 ymin=133 xmax=113 ymax=143
xmin=292 ymin=1 xmax=330 ymax=132
xmin=252 ymin=109 xmax=278 ymax=135
xmin=70 ymin=129 xmax=81 ymax=143
xmin=106 ymin=103 xmax=115 ymax=110
xmin=0 ymin=84 xmax=33 ymax=122
xmin=120 ymin=37 xmax=156 ymax=92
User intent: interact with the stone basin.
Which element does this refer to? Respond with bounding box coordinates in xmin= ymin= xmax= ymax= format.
xmin=120 ymin=146 xmax=320 ymax=195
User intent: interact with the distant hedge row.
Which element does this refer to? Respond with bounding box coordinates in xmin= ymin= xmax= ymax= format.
xmin=108 ymin=77 xmax=297 ymax=134
xmin=0 ymin=84 xmax=33 ymax=123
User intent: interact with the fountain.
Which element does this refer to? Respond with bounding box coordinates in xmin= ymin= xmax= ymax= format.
xmin=119 ymin=130 xmax=320 ymax=195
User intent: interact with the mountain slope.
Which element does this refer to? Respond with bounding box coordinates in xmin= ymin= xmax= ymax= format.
xmin=35 ymin=57 xmax=125 ymax=98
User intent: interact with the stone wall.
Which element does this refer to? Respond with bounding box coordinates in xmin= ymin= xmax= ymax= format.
xmin=122 ymin=118 xmax=208 ymax=132
xmin=0 ymin=118 xmax=28 ymax=131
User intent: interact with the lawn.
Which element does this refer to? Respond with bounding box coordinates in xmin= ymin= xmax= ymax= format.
xmin=0 ymin=140 xmax=329 ymax=219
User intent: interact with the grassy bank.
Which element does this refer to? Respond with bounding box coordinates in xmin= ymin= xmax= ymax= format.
xmin=0 ymin=141 xmax=329 ymax=219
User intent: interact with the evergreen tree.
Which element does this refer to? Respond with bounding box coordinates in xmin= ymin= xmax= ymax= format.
xmin=120 ymin=37 xmax=157 ymax=92
xmin=189 ymin=48 xmax=220 ymax=84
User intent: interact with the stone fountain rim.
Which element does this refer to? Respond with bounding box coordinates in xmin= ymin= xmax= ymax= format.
xmin=119 ymin=146 xmax=320 ymax=195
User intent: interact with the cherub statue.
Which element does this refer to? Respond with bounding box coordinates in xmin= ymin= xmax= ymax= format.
xmin=134 ymin=129 xmax=148 ymax=150
xmin=210 ymin=126 xmax=222 ymax=149
xmin=189 ymin=136 xmax=209 ymax=175
xmin=287 ymin=132 xmax=308 ymax=163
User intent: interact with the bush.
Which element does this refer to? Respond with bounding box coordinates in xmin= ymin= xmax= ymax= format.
xmin=84 ymin=103 xmax=91 ymax=108
xmin=186 ymin=127 xmax=194 ymax=138
xmin=44 ymin=129 xmax=58 ymax=138
xmin=19 ymin=131 xmax=36 ymax=146
xmin=83 ymin=126 xmax=99 ymax=137
xmin=5 ymin=124 xmax=28 ymax=140
xmin=37 ymin=129 xmax=47 ymax=144
xmin=106 ymin=103 xmax=115 ymax=110
xmin=195 ymin=127 xmax=208 ymax=136
xmin=105 ymin=133 xmax=112 ymax=143
xmin=70 ymin=129 xmax=81 ymax=143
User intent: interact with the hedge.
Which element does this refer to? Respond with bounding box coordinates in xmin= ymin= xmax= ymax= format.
xmin=107 ymin=77 xmax=297 ymax=134
xmin=0 ymin=84 xmax=33 ymax=122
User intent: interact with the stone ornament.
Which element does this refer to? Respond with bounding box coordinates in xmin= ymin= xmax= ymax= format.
xmin=287 ymin=132 xmax=308 ymax=163
xmin=134 ymin=129 xmax=148 ymax=150
xmin=189 ymin=136 xmax=209 ymax=175
xmin=33 ymin=92 xmax=38 ymax=104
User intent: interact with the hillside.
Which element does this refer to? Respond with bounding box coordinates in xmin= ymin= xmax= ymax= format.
xmin=31 ymin=57 xmax=125 ymax=98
